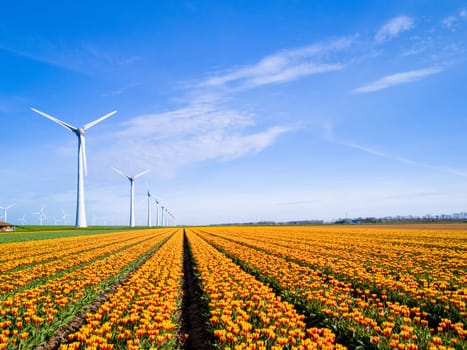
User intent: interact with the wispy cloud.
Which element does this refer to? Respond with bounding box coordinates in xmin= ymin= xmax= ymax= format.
xmin=442 ymin=16 xmax=458 ymax=30
xmin=323 ymin=126 xmax=467 ymax=178
xmin=375 ymin=16 xmax=414 ymax=43
xmin=0 ymin=40 xmax=139 ymax=75
xmin=352 ymin=67 xmax=443 ymax=94
xmin=442 ymin=8 xmax=467 ymax=30
xmin=101 ymin=38 xmax=353 ymax=175
xmin=101 ymin=83 xmax=141 ymax=97
xmin=98 ymin=101 xmax=294 ymax=177
xmin=196 ymin=37 xmax=353 ymax=91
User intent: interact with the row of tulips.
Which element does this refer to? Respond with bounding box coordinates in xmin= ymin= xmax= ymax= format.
xmin=193 ymin=227 xmax=465 ymax=350
xmin=204 ymin=226 xmax=466 ymax=322
xmin=0 ymin=229 xmax=174 ymax=350
xmin=186 ymin=228 xmax=345 ymax=350
xmin=0 ymin=230 xmax=149 ymax=272
xmin=0 ymin=231 xmax=164 ymax=295
xmin=60 ymin=228 xmax=184 ymax=350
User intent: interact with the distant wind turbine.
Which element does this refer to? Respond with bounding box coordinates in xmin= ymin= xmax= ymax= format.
xmin=113 ymin=168 xmax=151 ymax=227
xmin=31 ymin=107 xmax=117 ymax=228
xmin=154 ymin=199 xmax=160 ymax=227
xmin=160 ymin=205 xmax=165 ymax=227
xmin=146 ymin=186 xmax=152 ymax=227
xmin=62 ymin=210 xmax=71 ymax=225
xmin=33 ymin=207 xmax=46 ymax=225
xmin=0 ymin=203 xmax=15 ymax=223
xmin=166 ymin=208 xmax=170 ymax=226
xmin=18 ymin=214 xmax=27 ymax=225
xmin=167 ymin=211 xmax=175 ymax=226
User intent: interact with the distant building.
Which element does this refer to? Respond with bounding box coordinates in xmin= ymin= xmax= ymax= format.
xmin=0 ymin=221 xmax=15 ymax=232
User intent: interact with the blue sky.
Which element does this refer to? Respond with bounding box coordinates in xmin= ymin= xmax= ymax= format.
xmin=1 ymin=1 xmax=467 ymax=225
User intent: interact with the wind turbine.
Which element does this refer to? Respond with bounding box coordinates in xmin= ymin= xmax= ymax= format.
xmin=34 ymin=207 xmax=46 ymax=225
xmin=18 ymin=214 xmax=27 ymax=225
xmin=0 ymin=204 xmax=15 ymax=223
xmin=113 ymin=168 xmax=151 ymax=227
xmin=31 ymin=107 xmax=117 ymax=228
xmin=154 ymin=199 xmax=160 ymax=226
xmin=168 ymin=211 xmax=175 ymax=226
xmin=62 ymin=210 xmax=71 ymax=225
xmin=160 ymin=205 xmax=165 ymax=227
xmin=146 ymin=186 xmax=152 ymax=227
xmin=166 ymin=210 xmax=172 ymax=226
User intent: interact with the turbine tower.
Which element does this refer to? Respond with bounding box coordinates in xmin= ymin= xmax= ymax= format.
xmin=62 ymin=210 xmax=71 ymax=225
xmin=18 ymin=214 xmax=27 ymax=225
xmin=161 ymin=205 xmax=165 ymax=227
xmin=0 ymin=204 xmax=15 ymax=222
xmin=31 ymin=108 xmax=117 ymax=228
xmin=154 ymin=199 xmax=159 ymax=226
xmin=33 ymin=207 xmax=46 ymax=225
xmin=146 ymin=186 xmax=152 ymax=227
xmin=113 ymin=168 xmax=151 ymax=227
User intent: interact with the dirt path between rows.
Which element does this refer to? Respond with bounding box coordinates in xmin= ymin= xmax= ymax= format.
xmin=35 ymin=231 xmax=211 ymax=349
xmin=180 ymin=229 xmax=210 ymax=349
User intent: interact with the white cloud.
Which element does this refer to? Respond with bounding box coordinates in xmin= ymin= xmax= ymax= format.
xmin=197 ymin=37 xmax=352 ymax=90
xmin=99 ymin=39 xmax=350 ymax=175
xmin=324 ymin=126 xmax=467 ymax=178
xmin=0 ymin=40 xmax=139 ymax=75
xmin=375 ymin=16 xmax=414 ymax=43
xmin=442 ymin=16 xmax=458 ymax=29
xmin=460 ymin=9 xmax=467 ymax=18
xmin=352 ymin=67 xmax=442 ymax=94
xmin=97 ymin=101 xmax=294 ymax=177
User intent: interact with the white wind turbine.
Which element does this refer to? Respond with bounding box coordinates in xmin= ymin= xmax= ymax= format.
xmin=34 ymin=207 xmax=46 ymax=225
xmin=18 ymin=214 xmax=27 ymax=225
xmin=146 ymin=186 xmax=152 ymax=227
xmin=154 ymin=199 xmax=160 ymax=227
xmin=31 ymin=108 xmax=117 ymax=228
xmin=62 ymin=210 xmax=71 ymax=225
xmin=160 ymin=205 xmax=165 ymax=227
xmin=113 ymin=168 xmax=151 ymax=227
xmin=0 ymin=203 xmax=15 ymax=223
xmin=166 ymin=208 xmax=170 ymax=226
xmin=167 ymin=210 xmax=174 ymax=226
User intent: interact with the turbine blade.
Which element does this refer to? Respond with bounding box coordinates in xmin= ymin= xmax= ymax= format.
xmin=80 ymin=134 xmax=88 ymax=176
xmin=133 ymin=169 xmax=151 ymax=180
xmin=83 ymin=110 xmax=117 ymax=130
xmin=112 ymin=167 xmax=130 ymax=179
xmin=7 ymin=203 xmax=16 ymax=209
xmin=31 ymin=108 xmax=77 ymax=132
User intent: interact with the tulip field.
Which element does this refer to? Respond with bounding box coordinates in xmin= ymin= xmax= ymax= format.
xmin=0 ymin=225 xmax=465 ymax=349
